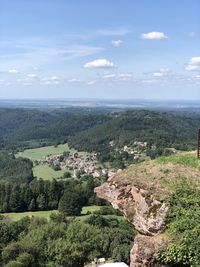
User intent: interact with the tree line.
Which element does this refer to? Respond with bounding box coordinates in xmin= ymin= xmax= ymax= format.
xmin=0 ymin=177 xmax=102 ymax=213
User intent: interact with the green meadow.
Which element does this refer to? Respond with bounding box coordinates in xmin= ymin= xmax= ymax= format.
xmin=2 ymin=206 xmax=108 ymax=222
xmin=16 ymin=143 xmax=73 ymax=161
xmin=15 ymin=144 xmax=90 ymax=180
xmin=16 ymin=144 xmax=75 ymax=180
xmin=2 ymin=210 xmax=56 ymax=221
xmin=33 ymin=164 xmax=66 ymax=180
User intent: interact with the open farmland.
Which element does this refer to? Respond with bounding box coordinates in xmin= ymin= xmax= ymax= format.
xmin=16 ymin=144 xmax=73 ymax=161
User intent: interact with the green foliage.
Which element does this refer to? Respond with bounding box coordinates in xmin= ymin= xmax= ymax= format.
xmin=160 ymin=179 xmax=200 ymax=267
xmin=0 ymin=152 xmax=33 ymax=183
xmin=94 ymin=205 xmax=122 ymax=216
xmin=68 ymin=110 xmax=199 ymax=154
xmin=0 ymin=178 xmax=100 ymax=213
xmin=0 ymin=108 xmax=108 ymax=151
xmin=58 ymin=190 xmax=82 ymax=216
xmin=63 ymin=171 xmax=72 ymax=178
xmin=0 ymin=215 xmax=134 ymax=266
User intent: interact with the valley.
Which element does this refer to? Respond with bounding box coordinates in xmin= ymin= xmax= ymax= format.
xmin=0 ymin=107 xmax=199 ymax=266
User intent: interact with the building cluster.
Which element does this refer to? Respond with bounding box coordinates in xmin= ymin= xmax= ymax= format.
xmin=39 ymin=152 xmax=115 ymax=178
xmin=121 ymin=141 xmax=147 ymax=159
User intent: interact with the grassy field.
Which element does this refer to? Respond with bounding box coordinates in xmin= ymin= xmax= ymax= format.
xmin=157 ymin=151 xmax=199 ymax=169
xmin=15 ymin=144 xmax=90 ymax=180
xmin=2 ymin=206 xmax=105 ymax=222
xmin=33 ymin=164 xmax=67 ymax=180
xmin=16 ymin=144 xmax=73 ymax=161
xmin=16 ymin=144 xmax=75 ymax=180
xmin=2 ymin=210 xmax=57 ymax=221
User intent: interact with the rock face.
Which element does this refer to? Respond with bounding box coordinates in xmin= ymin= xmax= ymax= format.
xmin=95 ymin=158 xmax=200 ymax=266
xmin=95 ymin=156 xmax=200 ymax=266
xmin=94 ymin=172 xmax=170 ymax=267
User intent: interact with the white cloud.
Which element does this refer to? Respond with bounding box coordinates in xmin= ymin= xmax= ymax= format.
xmin=185 ymin=57 xmax=200 ymax=71
xmin=50 ymin=76 xmax=59 ymax=81
xmin=153 ymin=68 xmax=171 ymax=77
xmin=102 ymin=73 xmax=133 ymax=81
xmin=142 ymin=79 xmax=158 ymax=84
xmin=118 ymin=73 xmax=133 ymax=78
xmin=118 ymin=73 xmax=133 ymax=81
xmin=141 ymin=32 xmax=168 ymax=40
xmin=153 ymin=72 xmax=164 ymax=77
xmin=103 ymin=73 xmax=116 ymax=79
xmin=8 ymin=69 xmax=19 ymax=74
xmin=111 ymin=40 xmax=123 ymax=47
xmin=84 ymin=59 xmax=114 ymax=69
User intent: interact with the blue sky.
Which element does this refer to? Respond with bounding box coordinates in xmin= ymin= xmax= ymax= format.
xmin=0 ymin=0 xmax=200 ymax=99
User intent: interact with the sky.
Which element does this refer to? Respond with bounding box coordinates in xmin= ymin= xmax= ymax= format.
xmin=0 ymin=0 xmax=200 ymax=100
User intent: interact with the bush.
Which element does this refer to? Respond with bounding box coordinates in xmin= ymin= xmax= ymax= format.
xmin=160 ymin=179 xmax=200 ymax=266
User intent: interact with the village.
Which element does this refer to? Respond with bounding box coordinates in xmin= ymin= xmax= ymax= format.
xmin=35 ymin=141 xmax=148 ymax=179
xmin=110 ymin=140 xmax=148 ymax=159
xmin=36 ymin=151 xmax=116 ymax=179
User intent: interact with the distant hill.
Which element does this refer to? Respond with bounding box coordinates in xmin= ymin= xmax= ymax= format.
xmin=0 ymin=108 xmax=199 ymax=155
xmin=68 ymin=110 xmax=199 ymax=152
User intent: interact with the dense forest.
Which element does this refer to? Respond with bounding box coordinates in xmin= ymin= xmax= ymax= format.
xmin=0 ymin=108 xmax=199 ymax=154
xmin=0 ymin=152 xmax=33 ymax=183
xmin=0 ymin=175 xmax=103 ymax=213
xmin=0 ymin=108 xmax=109 ymax=151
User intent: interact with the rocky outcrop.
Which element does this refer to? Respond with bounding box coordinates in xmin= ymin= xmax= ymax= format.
xmin=95 ymin=156 xmax=200 ymax=266
xmin=95 ymin=181 xmax=168 ymax=236
xmin=94 ymin=165 xmax=171 ymax=267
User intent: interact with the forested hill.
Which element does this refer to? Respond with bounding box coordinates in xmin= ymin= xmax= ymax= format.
xmin=0 ymin=108 xmax=199 ymax=152
xmin=0 ymin=108 xmax=109 ymax=150
xmin=68 ymin=110 xmax=199 ymax=152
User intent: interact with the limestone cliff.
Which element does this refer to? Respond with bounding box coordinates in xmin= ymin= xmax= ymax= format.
xmin=95 ymin=156 xmax=200 ymax=267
